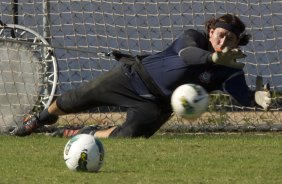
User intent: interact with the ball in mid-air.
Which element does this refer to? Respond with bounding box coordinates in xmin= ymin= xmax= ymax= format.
xmin=171 ymin=84 xmax=209 ymax=119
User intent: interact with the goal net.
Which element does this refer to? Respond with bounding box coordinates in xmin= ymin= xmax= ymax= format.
xmin=0 ymin=0 xmax=282 ymax=133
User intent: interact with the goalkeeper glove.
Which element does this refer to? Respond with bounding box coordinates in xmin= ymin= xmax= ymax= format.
xmin=211 ymin=47 xmax=246 ymax=69
xmin=254 ymin=76 xmax=271 ymax=110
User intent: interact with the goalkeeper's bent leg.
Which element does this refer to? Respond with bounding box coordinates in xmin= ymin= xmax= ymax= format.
xmin=35 ymin=99 xmax=68 ymax=127
xmin=47 ymin=100 xmax=68 ymax=115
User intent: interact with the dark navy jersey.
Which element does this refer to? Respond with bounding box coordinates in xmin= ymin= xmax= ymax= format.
xmin=122 ymin=29 xmax=255 ymax=107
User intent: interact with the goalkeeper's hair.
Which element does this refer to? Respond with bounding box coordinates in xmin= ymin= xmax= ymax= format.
xmin=205 ymin=14 xmax=251 ymax=46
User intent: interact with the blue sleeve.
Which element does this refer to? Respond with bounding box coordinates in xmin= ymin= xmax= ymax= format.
xmin=223 ymin=71 xmax=255 ymax=107
xmin=174 ymin=29 xmax=212 ymax=65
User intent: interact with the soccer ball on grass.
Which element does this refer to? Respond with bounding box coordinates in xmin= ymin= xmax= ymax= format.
xmin=171 ymin=84 xmax=209 ymax=119
xmin=63 ymin=134 xmax=105 ymax=172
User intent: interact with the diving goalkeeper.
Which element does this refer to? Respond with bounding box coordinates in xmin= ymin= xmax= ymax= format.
xmin=11 ymin=14 xmax=271 ymax=138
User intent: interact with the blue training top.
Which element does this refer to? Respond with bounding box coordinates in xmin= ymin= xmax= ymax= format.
xmin=122 ymin=29 xmax=255 ymax=107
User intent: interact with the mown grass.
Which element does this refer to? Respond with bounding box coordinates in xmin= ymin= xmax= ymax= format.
xmin=1 ymin=133 xmax=282 ymax=184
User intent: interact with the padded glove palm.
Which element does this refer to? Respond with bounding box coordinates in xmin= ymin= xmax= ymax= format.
xmin=211 ymin=47 xmax=246 ymax=69
xmin=255 ymin=76 xmax=271 ymax=110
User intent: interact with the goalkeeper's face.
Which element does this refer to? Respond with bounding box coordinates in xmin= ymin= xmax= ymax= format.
xmin=209 ymin=28 xmax=239 ymax=51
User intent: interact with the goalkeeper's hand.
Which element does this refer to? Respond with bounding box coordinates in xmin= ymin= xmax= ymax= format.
xmin=211 ymin=47 xmax=246 ymax=69
xmin=255 ymin=76 xmax=271 ymax=110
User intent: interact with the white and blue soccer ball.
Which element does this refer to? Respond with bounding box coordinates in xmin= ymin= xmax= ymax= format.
xmin=63 ymin=134 xmax=105 ymax=172
xmin=171 ymin=84 xmax=209 ymax=119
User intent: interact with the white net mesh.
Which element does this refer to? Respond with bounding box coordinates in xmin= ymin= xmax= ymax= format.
xmin=0 ymin=25 xmax=57 ymax=132
xmin=0 ymin=0 xmax=282 ymax=132
xmin=0 ymin=41 xmax=43 ymax=130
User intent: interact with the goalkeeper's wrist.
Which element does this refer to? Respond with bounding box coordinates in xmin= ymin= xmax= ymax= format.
xmin=207 ymin=53 xmax=214 ymax=64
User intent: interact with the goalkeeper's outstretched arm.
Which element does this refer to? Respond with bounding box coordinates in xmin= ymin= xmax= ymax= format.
xmin=224 ymin=74 xmax=271 ymax=110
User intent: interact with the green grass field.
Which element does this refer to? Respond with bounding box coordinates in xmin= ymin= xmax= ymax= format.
xmin=1 ymin=133 xmax=282 ymax=184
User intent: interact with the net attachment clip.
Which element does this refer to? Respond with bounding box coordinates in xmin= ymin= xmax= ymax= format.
xmin=97 ymin=51 xmax=113 ymax=57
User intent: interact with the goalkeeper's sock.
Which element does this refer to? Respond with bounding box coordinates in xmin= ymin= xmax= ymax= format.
xmin=38 ymin=109 xmax=59 ymax=125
